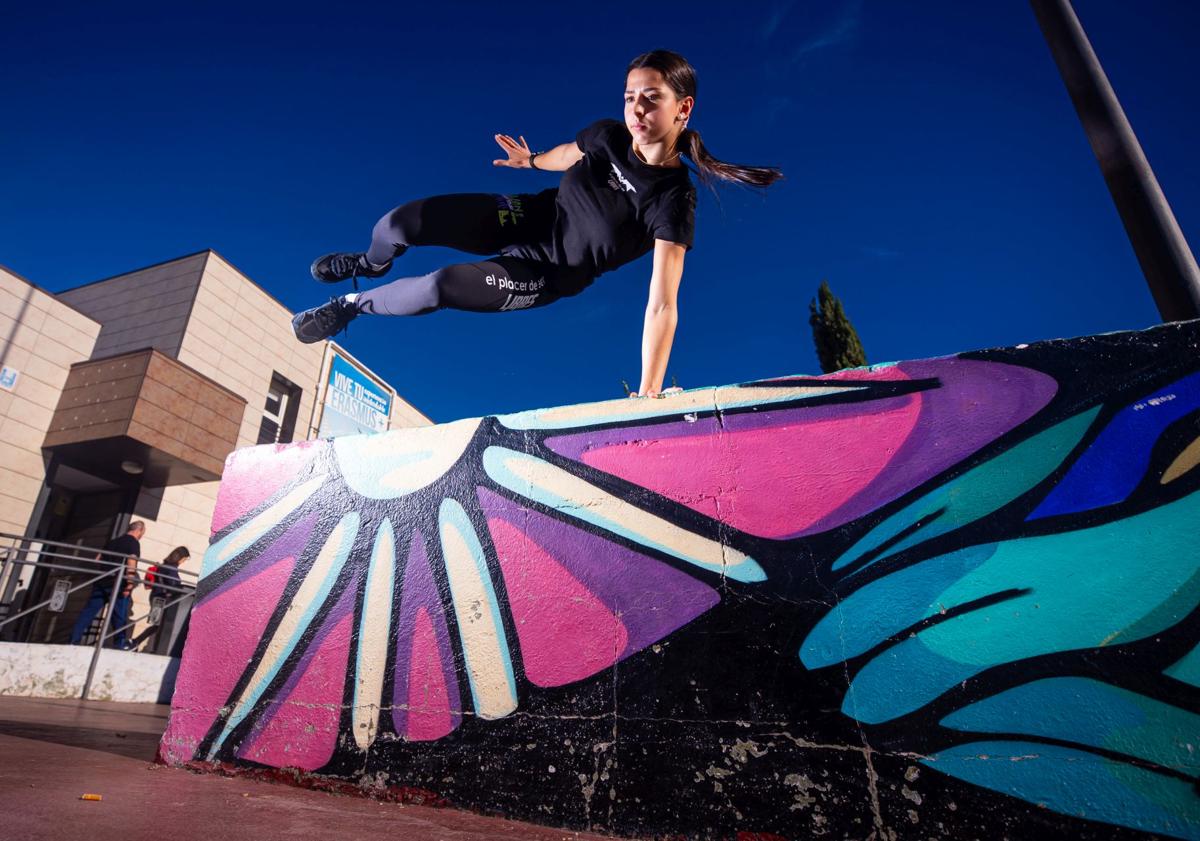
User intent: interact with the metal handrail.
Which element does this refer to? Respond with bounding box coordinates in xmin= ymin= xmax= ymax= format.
xmin=0 ymin=530 xmax=200 ymax=699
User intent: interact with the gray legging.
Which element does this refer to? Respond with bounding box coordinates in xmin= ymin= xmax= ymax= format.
xmin=355 ymin=192 xmax=589 ymax=315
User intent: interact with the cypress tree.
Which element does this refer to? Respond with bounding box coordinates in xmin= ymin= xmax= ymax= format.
xmin=808 ymin=281 xmax=867 ymax=373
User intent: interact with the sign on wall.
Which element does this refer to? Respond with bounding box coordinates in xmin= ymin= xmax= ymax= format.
xmin=318 ymin=354 xmax=392 ymax=438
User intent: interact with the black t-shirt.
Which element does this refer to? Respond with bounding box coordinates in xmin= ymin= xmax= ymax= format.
xmin=96 ymin=533 xmax=141 ymax=594
xmin=508 ymin=119 xmax=696 ymax=291
xmin=104 ymin=533 xmax=141 ymax=558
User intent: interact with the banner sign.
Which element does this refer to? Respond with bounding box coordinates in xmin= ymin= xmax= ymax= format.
xmin=319 ymin=354 xmax=392 ymax=438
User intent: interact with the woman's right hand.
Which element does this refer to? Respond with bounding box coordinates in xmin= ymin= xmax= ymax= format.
xmin=493 ymin=134 xmax=533 ymax=168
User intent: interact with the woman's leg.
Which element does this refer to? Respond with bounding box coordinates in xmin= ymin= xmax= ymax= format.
xmin=356 ymin=256 xmax=562 ymax=315
xmin=293 ymin=257 xmax=589 ymax=343
xmin=365 ymin=193 xmax=553 ymax=267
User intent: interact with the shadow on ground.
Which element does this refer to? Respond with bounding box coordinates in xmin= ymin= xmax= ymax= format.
xmin=0 ymin=718 xmax=159 ymax=761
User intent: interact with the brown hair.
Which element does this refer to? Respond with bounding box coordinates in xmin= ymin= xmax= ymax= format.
xmin=163 ymin=545 xmax=190 ymax=566
xmin=626 ymin=50 xmax=783 ymax=189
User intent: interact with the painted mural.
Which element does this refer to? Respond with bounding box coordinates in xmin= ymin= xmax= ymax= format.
xmin=161 ymin=321 xmax=1200 ymax=840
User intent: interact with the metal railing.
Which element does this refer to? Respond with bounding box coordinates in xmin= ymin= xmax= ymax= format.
xmin=0 ymin=532 xmax=198 ymax=699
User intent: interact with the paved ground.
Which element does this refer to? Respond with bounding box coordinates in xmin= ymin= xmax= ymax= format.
xmin=0 ymin=695 xmax=618 ymax=841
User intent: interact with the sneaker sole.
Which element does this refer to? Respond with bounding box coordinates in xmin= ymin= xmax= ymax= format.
xmin=310 ymin=253 xmax=391 ymax=283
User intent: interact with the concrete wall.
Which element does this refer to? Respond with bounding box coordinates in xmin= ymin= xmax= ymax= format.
xmin=0 ymin=268 xmax=101 ymax=537
xmin=0 ymin=641 xmax=178 ymax=703
xmin=159 ymin=320 xmax=1200 ymax=839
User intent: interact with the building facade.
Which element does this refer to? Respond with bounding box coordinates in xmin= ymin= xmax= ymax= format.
xmin=0 ymin=250 xmax=428 ymax=645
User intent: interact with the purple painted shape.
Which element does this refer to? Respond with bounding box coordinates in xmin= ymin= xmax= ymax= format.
xmin=237 ymin=573 xmax=360 ymax=760
xmin=544 ymin=360 xmax=1057 ymax=538
xmin=391 ymin=532 xmax=462 ymax=736
xmin=200 ymin=513 xmax=319 ymax=605
xmin=805 ymin=359 xmax=1056 ymax=534
xmin=477 ymin=487 xmax=719 ymax=658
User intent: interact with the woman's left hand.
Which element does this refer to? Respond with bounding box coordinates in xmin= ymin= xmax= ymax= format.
xmin=493 ymin=134 xmax=533 ymax=168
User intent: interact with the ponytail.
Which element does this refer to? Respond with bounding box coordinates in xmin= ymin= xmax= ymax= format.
xmin=626 ymin=50 xmax=783 ymax=190
xmin=682 ymin=128 xmax=783 ymax=189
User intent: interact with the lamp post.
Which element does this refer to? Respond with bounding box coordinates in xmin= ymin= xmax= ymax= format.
xmin=1031 ymin=0 xmax=1200 ymax=322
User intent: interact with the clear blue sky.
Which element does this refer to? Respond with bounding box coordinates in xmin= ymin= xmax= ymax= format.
xmin=3 ymin=1 xmax=1197 ymax=423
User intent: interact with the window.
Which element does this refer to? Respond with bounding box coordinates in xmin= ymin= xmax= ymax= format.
xmin=257 ymin=373 xmax=302 ymax=445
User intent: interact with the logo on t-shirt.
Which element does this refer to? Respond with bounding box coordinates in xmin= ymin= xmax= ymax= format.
xmin=608 ymin=163 xmax=636 ymax=194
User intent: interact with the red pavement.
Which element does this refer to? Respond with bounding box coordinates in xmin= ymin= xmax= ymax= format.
xmin=0 ymin=696 xmax=620 ymax=841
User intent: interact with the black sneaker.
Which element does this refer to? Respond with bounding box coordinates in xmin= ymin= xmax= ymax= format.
xmin=310 ymin=252 xmax=393 ymax=285
xmin=292 ymin=297 xmax=359 ymax=343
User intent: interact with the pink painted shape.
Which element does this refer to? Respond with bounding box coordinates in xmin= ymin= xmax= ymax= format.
xmin=488 ymin=517 xmax=629 ymax=687
xmin=160 ymin=556 xmax=296 ymax=763
xmin=211 ymin=440 xmax=325 ymax=533
xmin=237 ymin=611 xmax=354 ymax=771
xmin=406 ymin=607 xmax=456 ymax=741
xmin=579 ymin=393 xmax=920 ymax=540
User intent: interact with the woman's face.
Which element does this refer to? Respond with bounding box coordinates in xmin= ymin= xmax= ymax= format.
xmin=624 ymin=67 xmax=692 ymax=147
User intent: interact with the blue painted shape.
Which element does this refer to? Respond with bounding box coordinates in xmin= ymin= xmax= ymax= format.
xmin=1031 ymin=371 xmax=1200 ymax=519
xmin=841 ymin=640 xmax=970 ymax=724
xmin=941 ymin=677 xmax=1200 ymax=774
xmin=1167 ymin=644 xmax=1200 ymax=689
xmin=801 ymin=544 xmax=996 ymax=669
xmin=923 ymin=741 xmax=1200 ymax=839
xmin=835 ymin=489 xmax=1200 ymax=724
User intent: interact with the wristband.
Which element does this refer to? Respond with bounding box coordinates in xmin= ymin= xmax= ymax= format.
xmin=529 ymin=151 xmax=544 ymax=170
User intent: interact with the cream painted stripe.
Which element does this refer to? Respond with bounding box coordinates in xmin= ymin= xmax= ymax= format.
xmin=1162 ymin=436 xmax=1200 ymax=484
xmin=208 ymin=513 xmax=359 ymax=758
xmin=483 ymin=448 xmax=766 ymax=583
xmin=439 ymin=500 xmax=517 ymax=720
xmin=498 ymin=385 xmax=860 ymax=430
xmin=204 ymin=477 xmax=325 ymax=577
xmin=353 ymin=519 xmax=395 ymax=750
xmin=335 ymin=417 xmax=481 ymax=499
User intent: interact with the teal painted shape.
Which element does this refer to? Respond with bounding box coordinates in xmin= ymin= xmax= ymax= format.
xmin=1167 ymin=644 xmax=1200 ymax=689
xmin=833 ymin=408 xmax=1100 ymax=573
xmin=841 ymin=640 xmax=969 ymax=723
xmin=801 ymin=544 xmax=996 ymax=669
xmin=839 ymin=489 xmax=1200 ymax=723
xmin=941 ymin=677 xmax=1200 ymax=774
xmin=922 ymin=741 xmax=1200 ymax=840
xmin=1115 ymin=565 xmax=1200 ymax=651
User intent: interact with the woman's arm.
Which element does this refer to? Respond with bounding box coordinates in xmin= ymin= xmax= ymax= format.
xmin=493 ymin=135 xmax=583 ymax=171
xmin=635 ymin=240 xmax=686 ymax=397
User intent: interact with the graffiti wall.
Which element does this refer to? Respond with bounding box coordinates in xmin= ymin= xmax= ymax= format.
xmin=160 ymin=321 xmax=1200 ymax=840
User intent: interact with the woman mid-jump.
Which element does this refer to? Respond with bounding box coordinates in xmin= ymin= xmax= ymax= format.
xmin=292 ymin=49 xmax=781 ymax=398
